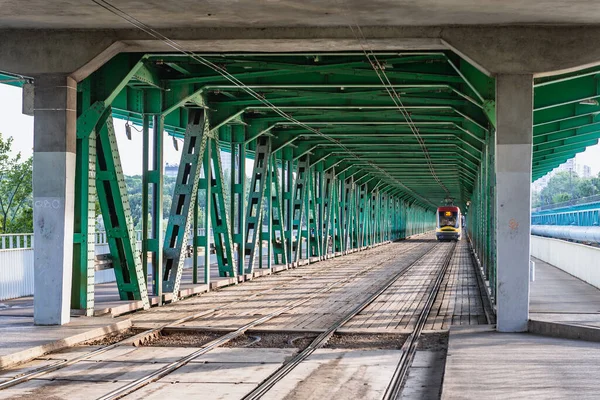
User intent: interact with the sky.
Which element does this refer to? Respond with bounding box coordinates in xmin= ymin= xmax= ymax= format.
xmin=1 ymin=84 xmax=600 ymax=178
xmin=0 ymin=84 xmax=204 ymax=175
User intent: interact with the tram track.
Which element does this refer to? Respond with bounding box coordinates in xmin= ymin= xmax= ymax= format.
xmin=242 ymin=241 xmax=457 ymax=400
xmin=0 ymin=239 xmax=432 ymax=396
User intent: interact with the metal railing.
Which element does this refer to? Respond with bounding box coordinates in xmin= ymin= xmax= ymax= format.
xmin=533 ymin=194 xmax=600 ymax=212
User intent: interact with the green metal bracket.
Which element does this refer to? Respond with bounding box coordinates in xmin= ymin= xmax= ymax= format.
xmin=482 ymin=100 xmax=496 ymax=128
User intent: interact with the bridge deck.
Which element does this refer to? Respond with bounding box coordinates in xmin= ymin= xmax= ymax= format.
xmin=0 ymin=235 xmax=484 ymax=374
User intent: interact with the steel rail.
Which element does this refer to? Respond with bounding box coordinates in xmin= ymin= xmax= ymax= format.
xmin=95 ymin=241 xmax=433 ymax=400
xmin=242 ymin=242 xmax=453 ymax=400
xmin=0 ymin=307 xmax=220 ymax=391
xmin=0 ymin=242 xmax=402 ymax=391
xmin=382 ymin=241 xmax=457 ymax=400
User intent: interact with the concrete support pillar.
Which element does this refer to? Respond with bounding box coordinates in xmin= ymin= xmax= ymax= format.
xmin=495 ymin=74 xmax=533 ymax=332
xmin=32 ymin=75 xmax=77 ymax=325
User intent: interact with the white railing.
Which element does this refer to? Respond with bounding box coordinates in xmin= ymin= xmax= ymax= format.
xmin=0 ymin=231 xmax=144 ymax=250
xmin=0 ymin=233 xmax=34 ymax=250
xmin=0 ymin=229 xmax=216 ymax=301
xmin=0 ymin=230 xmax=143 ymax=301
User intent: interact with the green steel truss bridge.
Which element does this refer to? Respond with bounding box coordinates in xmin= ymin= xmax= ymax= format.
xmin=3 ymin=50 xmax=600 ymax=317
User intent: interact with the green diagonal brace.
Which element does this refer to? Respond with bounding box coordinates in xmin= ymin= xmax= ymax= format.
xmin=96 ymin=113 xmax=149 ymax=307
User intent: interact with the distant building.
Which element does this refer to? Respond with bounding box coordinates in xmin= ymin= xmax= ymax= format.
xmin=165 ymin=163 xmax=179 ymax=177
xmin=532 ymin=158 xmax=592 ymax=192
xmin=578 ymin=164 xmax=592 ymax=178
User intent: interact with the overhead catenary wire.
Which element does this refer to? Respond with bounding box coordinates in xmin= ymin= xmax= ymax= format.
xmin=88 ymin=0 xmax=438 ymax=209
xmin=338 ymin=3 xmax=451 ymax=198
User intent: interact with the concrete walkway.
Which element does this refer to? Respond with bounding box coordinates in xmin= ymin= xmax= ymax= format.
xmin=530 ymin=257 xmax=600 ymax=330
xmin=442 ymin=325 xmax=600 ymax=400
xmin=441 ymin=256 xmax=600 ymax=399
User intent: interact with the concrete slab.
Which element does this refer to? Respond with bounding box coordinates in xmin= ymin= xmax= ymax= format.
xmin=191 ymin=347 xmax=297 ymax=364
xmin=0 ymin=353 xmax=103 ymax=382
xmin=123 ymin=381 xmax=257 ymax=400
xmin=0 ymin=379 xmax=124 ymax=400
xmin=39 ymin=360 xmax=169 ymax=382
xmin=262 ymin=349 xmax=403 ymax=400
xmin=0 ymin=359 xmax=58 ymax=380
xmin=162 ymin=361 xmax=284 ymax=384
xmin=86 ymin=346 xmax=201 ymax=363
xmin=0 ymin=317 xmax=131 ymax=368
xmin=42 ymin=345 xmax=103 ymax=360
xmin=441 ymin=325 xmax=600 ymax=399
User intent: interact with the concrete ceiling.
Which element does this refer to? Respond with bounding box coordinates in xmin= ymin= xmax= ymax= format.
xmin=2 ymin=0 xmax=600 ymax=29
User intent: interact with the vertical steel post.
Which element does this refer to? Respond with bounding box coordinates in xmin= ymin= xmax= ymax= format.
xmin=282 ymin=148 xmax=294 ymax=262
xmin=72 ymin=101 xmax=103 ymax=315
xmin=231 ymin=125 xmax=246 ymax=276
xmin=141 ymin=114 xmax=150 ymax=286
xmin=150 ymin=114 xmax=164 ymax=303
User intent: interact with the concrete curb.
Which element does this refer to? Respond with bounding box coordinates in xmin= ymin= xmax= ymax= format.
xmin=0 ymin=319 xmax=132 ymax=369
xmin=528 ymin=319 xmax=600 ymax=342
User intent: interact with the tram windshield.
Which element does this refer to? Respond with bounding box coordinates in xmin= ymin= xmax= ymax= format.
xmin=439 ymin=211 xmax=458 ymax=228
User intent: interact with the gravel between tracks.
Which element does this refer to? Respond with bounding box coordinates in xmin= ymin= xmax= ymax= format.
xmin=81 ymin=328 xmax=137 ymax=346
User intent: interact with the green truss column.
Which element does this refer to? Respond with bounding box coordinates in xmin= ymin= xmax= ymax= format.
xmin=141 ymin=114 xmax=150 ymax=286
xmin=488 ymin=130 xmax=497 ymax=299
xmin=244 ymin=136 xmax=272 ymax=273
xmin=368 ymin=186 xmax=377 ymax=244
xmin=331 ymin=171 xmax=342 ymax=253
xmin=208 ymin=138 xmax=236 ymax=277
xmin=147 ymin=114 xmax=165 ymax=301
xmin=72 ymin=102 xmax=105 ymax=315
xmin=340 ymin=175 xmax=350 ymax=253
xmin=270 ymin=156 xmax=288 ymax=266
xmin=321 ymin=168 xmax=334 ymax=257
xmin=162 ymin=109 xmax=209 ymax=297
xmin=199 ymin=138 xmax=212 ymax=286
xmin=96 ymin=113 xmax=149 ymax=307
xmin=230 ymin=124 xmax=246 ymax=276
xmin=338 ymin=173 xmax=349 ymax=253
xmin=351 ymin=181 xmax=360 ymax=248
xmin=260 ymin=154 xmax=274 ymax=270
xmin=281 ymin=148 xmax=294 ymax=264
xmin=291 ymin=155 xmax=310 ymax=263
xmin=307 ymin=165 xmax=320 ymax=259
xmin=358 ymin=183 xmax=367 ymax=248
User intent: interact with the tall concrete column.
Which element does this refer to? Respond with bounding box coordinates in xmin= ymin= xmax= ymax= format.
xmin=495 ymin=74 xmax=533 ymax=333
xmin=33 ymin=75 xmax=77 ymax=325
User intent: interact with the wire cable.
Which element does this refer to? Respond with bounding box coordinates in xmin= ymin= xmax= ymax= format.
xmin=337 ymin=2 xmax=451 ymax=197
xmin=88 ymin=0 xmax=437 ymax=208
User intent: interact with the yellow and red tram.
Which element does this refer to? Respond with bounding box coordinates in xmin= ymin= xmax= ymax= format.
xmin=436 ymin=206 xmax=461 ymax=241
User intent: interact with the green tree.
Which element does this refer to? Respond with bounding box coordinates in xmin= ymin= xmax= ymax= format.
xmin=552 ymin=192 xmax=571 ymax=204
xmin=531 ymin=190 xmax=542 ymax=208
xmin=0 ymin=134 xmax=33 ymax=233
xmin=539 ymin=171 xmax=581 ymax=205
xmin=577 ymin=178 xmax=599 ymax=198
